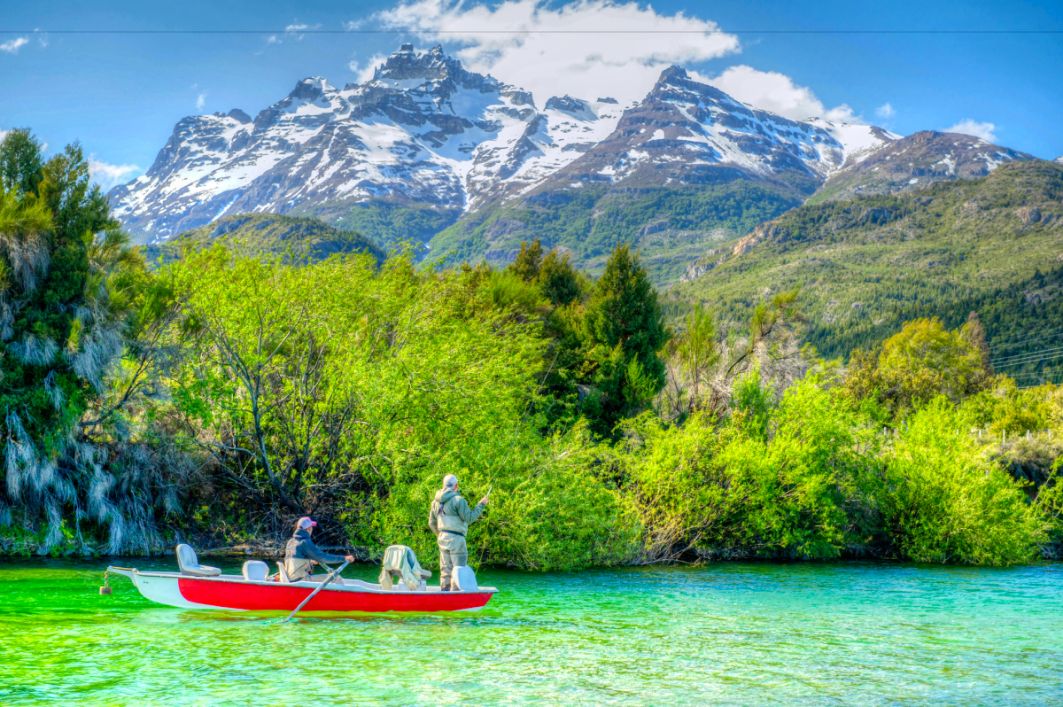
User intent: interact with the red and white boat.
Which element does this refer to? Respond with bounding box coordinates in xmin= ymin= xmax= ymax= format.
xmin=106 ymin=544 xmax=496 ymax=614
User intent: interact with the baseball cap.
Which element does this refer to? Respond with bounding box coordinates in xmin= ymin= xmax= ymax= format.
xmin=297 ymin=516 xmax=317 ymax=529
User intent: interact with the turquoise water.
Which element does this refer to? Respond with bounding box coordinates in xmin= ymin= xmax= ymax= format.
xmin=0 ymin=559 xmax=1060 ymax=704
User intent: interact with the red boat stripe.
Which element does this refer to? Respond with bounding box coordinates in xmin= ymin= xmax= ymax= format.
xmin=177 ymin=578 xmax=492 ymax=612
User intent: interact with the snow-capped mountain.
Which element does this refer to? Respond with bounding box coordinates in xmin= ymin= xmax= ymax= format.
xmin=111 ymin=45 xmax=623 ymax=242
xmin=526 ymin=66 xmax=897 ymax=196
xmin=815 ymin=130 xmax=1033 ymax=202
xmin=110 ymin=44 xmax=1033 ymax=254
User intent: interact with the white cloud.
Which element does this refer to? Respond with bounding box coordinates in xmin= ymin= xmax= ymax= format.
xmin=285 ymin=22 xmax=320 ymax=41
xmin=0 ymin=37 xmax=29 ymax=54
xmin=875 ymin=102 xmax=895 ymax=120
xmin=702 ymin=64 xmax=857 ymax=123
xmin=195 ymin=92 xmax=207 ymax=110
xmin=372 ymin=0 xmax=739 ymax=104
xmin=266 ymin=34 xmax=281 ymax=45
xmin=349 ymin=54 xmax=387 ymax=83
xmin=89 ymin=159 xmax=141 ymax=189
xmin=945 ymin=119 xmax=997 ymax=143
xmin=0 ymin=129 xmax=9 ymax=142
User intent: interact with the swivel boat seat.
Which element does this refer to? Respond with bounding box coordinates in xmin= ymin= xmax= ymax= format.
xmin=379 ymin=545 xmax=432 ymax=590
xmin=242 ymin=560 xmax=270 ymax=581
xmin=175 ymin=544 xmax=222 ymax=577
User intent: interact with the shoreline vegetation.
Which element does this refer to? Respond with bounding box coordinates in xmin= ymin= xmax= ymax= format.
xmin=2 ymin=131 xmax=1061 ymax=569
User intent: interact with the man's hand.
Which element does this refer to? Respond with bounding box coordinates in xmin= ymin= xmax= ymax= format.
xmin=479 ymin=496 xmax=489 ymax=507
xmin=344 ymin=554 xmax=355 ymax=563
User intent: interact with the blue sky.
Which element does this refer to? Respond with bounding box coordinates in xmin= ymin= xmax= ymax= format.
xmin=2 ymin=0 xmax=1061 ymax=188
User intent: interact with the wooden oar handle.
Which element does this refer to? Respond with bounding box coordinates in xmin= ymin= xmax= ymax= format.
xmin=284 ymin=560 xmax=350 ymax=622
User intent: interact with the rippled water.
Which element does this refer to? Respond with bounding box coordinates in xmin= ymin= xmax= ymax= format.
xmin=1 ymin=559 xmax=1060 ymax=704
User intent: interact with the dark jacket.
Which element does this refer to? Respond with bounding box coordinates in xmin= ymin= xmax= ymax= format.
xmin=284 ymin=528 xmax=346 ymax=565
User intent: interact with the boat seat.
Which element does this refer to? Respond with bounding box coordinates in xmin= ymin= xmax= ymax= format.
xmin=242 ymin=560 xmax=269 ymax=581
xmin=454 ymin=565 xmax=479 ymax=592
xmin=379 ymin=545 xmax=431 ymax=590
xmin=175 ymin=544 xmax=221 ymax=577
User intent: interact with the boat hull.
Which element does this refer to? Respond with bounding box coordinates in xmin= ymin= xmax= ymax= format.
xmin=110 ymin=568 xmax=495 ymax=613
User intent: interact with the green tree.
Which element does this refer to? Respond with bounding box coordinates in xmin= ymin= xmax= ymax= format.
xmin=0 ymin=132 xmax=155 ymax=552
xmin=961 ymin=311 xmax=992 ymax=374
xmin=846 ymin=317 xmax=991 ymax=415
xmin=671 ymin=304 xmax=719 ymax=415
xmin=0 ymin=130 xmax=44 ymax=196
xmin=537 ymin=248 xmax=584 ymax=306
xmin=583 ymin=245 xmax=668 ymax=434
xmin=508 ymin=239 xmax=543 ymax=282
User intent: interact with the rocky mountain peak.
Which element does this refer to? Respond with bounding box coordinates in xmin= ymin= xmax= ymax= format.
xmin=545 ymin=95 xmax=594 ymax=117
xmin=656 ymin=65 xmax=689 ymax=85
xmin=373 ymin=43 xmax=461 ymax=84
xmin=646 ymin=65 xmax=737 ymax=112
xmin=813 ymin=129 xmax=1034 ymax=201
xmin=288 ymin=76 xmax=335 ymax=101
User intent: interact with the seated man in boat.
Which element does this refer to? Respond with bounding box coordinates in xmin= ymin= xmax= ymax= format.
xmin=283 ymin=517 xmax=354 ymax=583
xmin=428 ymin=474 xmax=488 ymax=591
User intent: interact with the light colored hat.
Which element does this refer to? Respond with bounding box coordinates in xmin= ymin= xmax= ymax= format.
xmin=443 ymin=474 xmax=458 ymax=489
xmin=297 ymin=516 xmax=317 ymax=529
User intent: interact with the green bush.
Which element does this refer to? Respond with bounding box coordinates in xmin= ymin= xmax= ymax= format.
xmin=883 ymin=398 xmax=1046 ymax=565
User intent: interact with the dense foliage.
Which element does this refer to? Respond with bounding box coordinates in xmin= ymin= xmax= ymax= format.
xmin=1 ymin=131 xmax=1059 ymax=569
xmin=0 ymin=130 xmax=182 ymax=552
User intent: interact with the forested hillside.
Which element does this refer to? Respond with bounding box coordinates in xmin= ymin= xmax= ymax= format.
xmin=429 ymin=181 xmax=800 ymax=285
xmin=154 ymin=213 xmax=383 ymax=263
xmin=673 ymin=161 xmax=1063 ymax=378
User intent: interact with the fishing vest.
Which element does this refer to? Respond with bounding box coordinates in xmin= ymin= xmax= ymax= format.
xmin=433 ymin=490 xmax=468 ymax=535
xmin=284 ymin=556 xmax=312 ymax=582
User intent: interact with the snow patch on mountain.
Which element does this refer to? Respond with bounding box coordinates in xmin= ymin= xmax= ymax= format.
xmin=807 ymin=119 xmax=899 ymax=167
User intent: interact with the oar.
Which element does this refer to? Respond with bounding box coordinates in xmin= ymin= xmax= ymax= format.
xmin=284 ymin=560 xmax=349 ymax=622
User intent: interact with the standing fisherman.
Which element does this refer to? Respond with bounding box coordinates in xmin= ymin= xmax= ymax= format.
xmin=428 ymin=474 xmax=489 ymax=591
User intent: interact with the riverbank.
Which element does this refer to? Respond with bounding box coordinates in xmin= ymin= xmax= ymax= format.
xmin=2 ymin=559 xmax=1060 ymax=703
xmin=4 ymin=536 xmax=1062 ymax=564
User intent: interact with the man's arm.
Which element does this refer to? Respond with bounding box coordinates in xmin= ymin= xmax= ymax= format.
xmin=456 ymin=496 xmax=486 ymax=525
xmin=302 ymin=538 xmax=347 ymax=565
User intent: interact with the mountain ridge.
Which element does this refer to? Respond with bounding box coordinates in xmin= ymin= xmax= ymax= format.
xmin=110 ymin=44 xmax=1036 ymax=283
xmin=671 ymin=161 xmax=1063 ymax=362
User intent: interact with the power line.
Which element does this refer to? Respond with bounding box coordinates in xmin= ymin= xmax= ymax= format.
xmin=993 ymin=353 xmax=1063 ymax=369
xmin=990 ymin=343 xmax=1063 ymax=364
xmin=991 ymin=347 xmax=1063 ymax=367
xmin=989 ymin=331 xmax=1063 ymax=356
xmin=2 ymin=29 xmax=1063 ymax=35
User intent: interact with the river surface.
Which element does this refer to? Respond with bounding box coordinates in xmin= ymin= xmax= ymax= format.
xmin=1 ymin=559 xmax=1060 ymax=704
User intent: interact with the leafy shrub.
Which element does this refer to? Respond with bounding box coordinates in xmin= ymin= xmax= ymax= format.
xmin=883 ymin=398 xmax=1046 ymax=565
